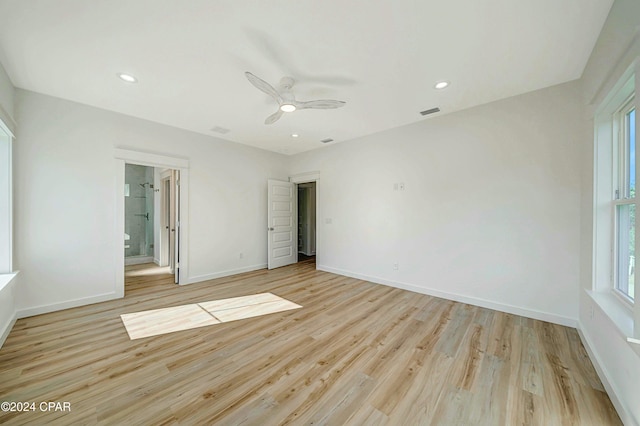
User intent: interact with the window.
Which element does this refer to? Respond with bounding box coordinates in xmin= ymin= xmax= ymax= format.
xmin=593 ymin=67 xmax=640 ymax=346
xmin=613 ymin=98 xmax=636 ymax=302
xmin=614 ymin=100 xmax=637 ymax=301
xmin=0 ymin=119 xmax=12 ymax=273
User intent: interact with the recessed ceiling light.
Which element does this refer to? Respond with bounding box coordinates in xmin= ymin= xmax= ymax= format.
xmin=434 ymin=81 xmax=449 ymax=90
xmin=280 ymin=104 xmax=296 ymax=112
xmin=117 ymin=73 xmax=138 ymax=83
xmin=291 ymin=134 xmax=299 ymax=138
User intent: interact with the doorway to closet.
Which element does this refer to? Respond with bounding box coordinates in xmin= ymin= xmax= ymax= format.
xmin=297 ymin=182 xmax=316 ymax=264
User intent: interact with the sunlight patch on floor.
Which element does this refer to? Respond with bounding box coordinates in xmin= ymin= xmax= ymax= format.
xmin=120 ymin=292 xmax=302 ymax=340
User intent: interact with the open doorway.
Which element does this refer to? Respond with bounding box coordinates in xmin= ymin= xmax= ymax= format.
xmin=123 ymin=165 xmax=179 ymax=290
xmin=116 ymin=148 xmax=189 ymax=297
xmin=124 ymin=164 xmax=155 ymax=265
xmin=297 ymin=182 xmax=316 ymax=264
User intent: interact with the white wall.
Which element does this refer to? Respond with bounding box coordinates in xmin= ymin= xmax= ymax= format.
xmin=579 ymin=0 xmax=640 ymax=424
xmin=13 ymin=89 xmax=288 ymax=316
xmin=290 ymin=81 xmax=583 ymax=326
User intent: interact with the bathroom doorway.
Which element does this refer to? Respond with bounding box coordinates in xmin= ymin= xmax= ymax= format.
xmin=116 ymin=148 xmax=189 ymax=295
xmin=124 ymin=164 xmax=155 ymax=265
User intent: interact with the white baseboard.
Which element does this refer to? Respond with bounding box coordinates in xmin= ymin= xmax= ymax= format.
xmin=577 ymin=324 xmax=637 ymax=426
xmin=317 ymin=265 xmax=577 ymax=328
xmin=0 ymin=312 xmax=17 ymax=349
xmin=184 ymin=263 xmax=267 ymax=285
xmin=124 ymin=256 xmax=154 ymax=266
xmin=17 ymin=292 xmax=120 ymax=319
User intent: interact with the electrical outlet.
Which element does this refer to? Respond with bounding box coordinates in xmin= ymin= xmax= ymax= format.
xmin=399 ymin=182 xmax=405 ymax=191
xmin=239 ymin=252 xmax=243 ymax=259
xmin=393 ymin=262 xmax=399 ymax=270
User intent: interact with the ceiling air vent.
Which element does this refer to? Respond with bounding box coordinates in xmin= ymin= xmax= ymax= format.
xmin=211 ymin=126 xmax=230 ymax=134
xmin=420 ymin=107 xmax=440 ymax=116
xmin=320 ymin=138 xmax=334 ymax=144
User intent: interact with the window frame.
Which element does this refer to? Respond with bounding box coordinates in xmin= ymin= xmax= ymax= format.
xmin=612 ymin=95 xmax=636 ymax=306
xmin=0 ymin=118 xmax=13 ymax=274
xmin=612 ymin=199 xmax=635 ymax=306
xmin=613 ymin=96 xmax=635 ymax=199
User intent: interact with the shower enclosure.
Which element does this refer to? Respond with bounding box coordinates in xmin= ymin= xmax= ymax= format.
xmin=124 ymin=164 xmax=155 ymax=264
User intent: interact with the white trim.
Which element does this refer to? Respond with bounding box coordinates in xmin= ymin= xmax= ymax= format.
xmin=317 ymin=264 xmax=577 ymax=327
xmin=290 ymin=171 xmax=320 ymax=184
xmin=587 ymin=289 xmax=640 ymax=356
xmin=184 ymin=263 xmax=267 ymax=285
xmin=0 ymin=103 xmax=16 ymax=137
xmin=16 ymin=292 xmax=119 ymax=319
xmin=0 ymin=123 xmax=12 ymax=273
xmin=0 ymin=272 xmax=16 ymax=292
xmin=115 ymin=148 xmax=189 ymax=169
xmin=124 ymin=256 xmax=154 ymax=266
xmin=577 ymin=324 xmax=639 ymax=426
xmin=115 ymin=160 xmax=126 ymax=297
xmin=0 ymin=271 xmax=17 ymax=348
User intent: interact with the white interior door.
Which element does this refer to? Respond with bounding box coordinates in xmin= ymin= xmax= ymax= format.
xmin=168 ymin=173 xmax=176 ymax=275
xmin=173 ymin=169 xmax=181 ymax=284
xmin=268 ymin=179 xmax=297 ymax=269
xmin=160 ymin=176 xmax=170 ymax=267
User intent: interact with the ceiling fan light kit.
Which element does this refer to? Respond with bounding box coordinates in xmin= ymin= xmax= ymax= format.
xmin=280 ymin=104 xmax=296 ymax=112
xmin=245 ymin=71 xmax=346 ymax=125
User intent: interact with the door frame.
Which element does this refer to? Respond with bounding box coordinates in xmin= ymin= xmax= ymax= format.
xmin=159 ymin=173 xmax=171 ymax=267
xmin=115 ymin=149 xmax=189 ymax=296
xmin=290 ymin=171 xmax=320 ymax=268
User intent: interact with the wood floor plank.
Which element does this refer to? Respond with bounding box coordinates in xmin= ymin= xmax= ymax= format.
xmin=0 ymin=261 xmax=621 ymax=425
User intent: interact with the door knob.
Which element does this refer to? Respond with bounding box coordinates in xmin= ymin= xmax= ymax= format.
xmin=268 ymin=227 xmax=275 ymax=231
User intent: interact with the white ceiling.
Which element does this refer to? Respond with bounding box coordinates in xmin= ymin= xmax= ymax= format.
xmin=0 ymin=0 xmax=613 ymax=155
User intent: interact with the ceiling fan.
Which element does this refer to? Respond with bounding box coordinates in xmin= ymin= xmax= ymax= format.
xmin=245 ymin=71 xmax=346 ymax=125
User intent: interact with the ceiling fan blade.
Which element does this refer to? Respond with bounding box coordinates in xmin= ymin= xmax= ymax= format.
xmin=245 ymin=72 xmax=282 ymax=103
xmin=265 ymin=109 xmax=283 ymax=125
xmin=295 ymin=99 xmax=346 ymax=110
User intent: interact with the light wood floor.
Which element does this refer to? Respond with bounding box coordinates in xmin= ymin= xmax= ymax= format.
xmin=0 ymin=261 xmax=620 ymax=425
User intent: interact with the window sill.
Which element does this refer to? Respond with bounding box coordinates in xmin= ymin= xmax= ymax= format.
xmin=0 ymin=272 xmax=18 ymax=292
xmin=586 ymin=289 xmax=640 ymax=353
